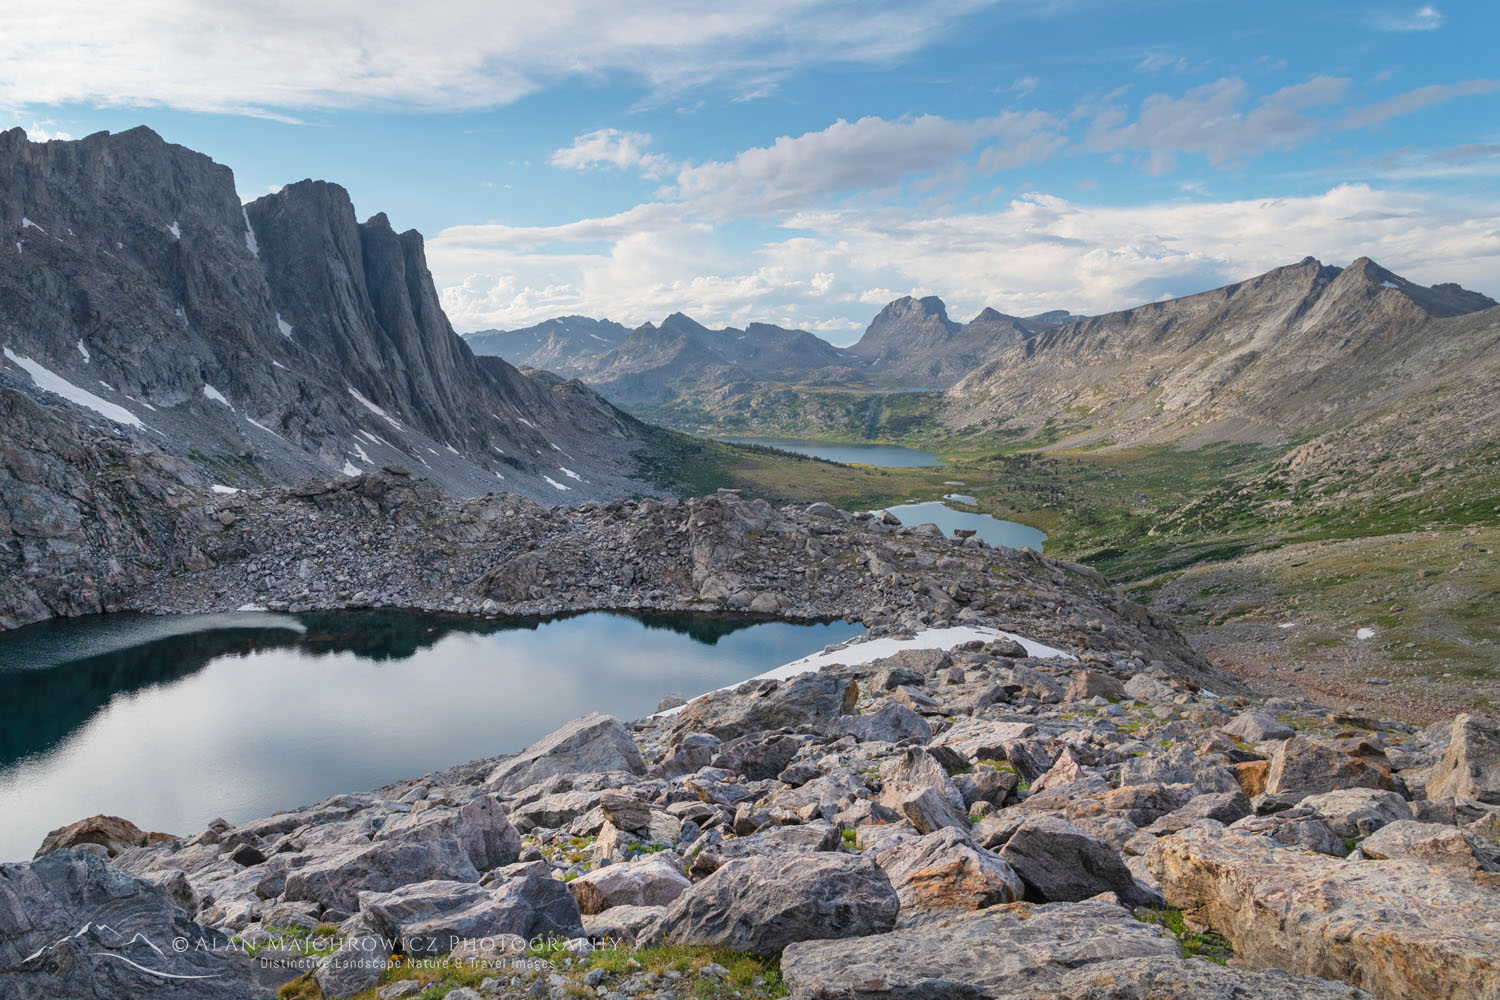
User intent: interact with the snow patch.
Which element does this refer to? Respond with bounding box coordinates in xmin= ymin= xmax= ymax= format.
xmin=495 ymin=471 xmax=505 ymax=480
xmin=1356 ymin=627 xmax=1376 ymax=641
xmin=3 ymin=348 xmax=144 ymax=428
xmin=1277 ymin=622 xmax=1296 ymax=629
xmin=559 ymin=466 xmax=582 ymax=481
xmin=351 ymin=442 xmax=372 ymax=464
xmin=167 ymin=220 xmax=181 ymax=240
xmin=271 ymin=360 xmax=288 ymax=370
xmin=517 ymin=417 xmax=536 ymax=429
xmin=276 ymin=313 xmax=293 ymax=338
xmin=211 ymin=484 xmax=240 ymax=495
xmin=245 ymin=416 xmax=285 ymax=441
xmin=242 ymin=207 xmax=259 ymax=257
xmin=349 ymin=388 xmax=403 ymax=431
xmin=1380 ymin=280 xmax=1401 ymax=290
xmin=76 ymin=340 xmax=90 ymax=363
xmin=543 ymin=475 xmax=571 ymax=491
xmin=21 ymin=217 xmax=44 ymax=233
xmin=445 ymin=444 xmax=460 ymax=456
xmin=202 ymin=384 xmax=233 ymax=409
xmin=342 ymin=460 xmax=361 ymax=477
xmin=549 ymin=442 xmax=562 ymax=452
xmin=656 ymin=626 xmax=1075 ymax=717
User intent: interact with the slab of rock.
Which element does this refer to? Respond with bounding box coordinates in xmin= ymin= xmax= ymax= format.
xmin=581 ymin=904 xmax=667 ymax=947
xmin=1361 ymin=820 xmax=1500 ymax=872
xmin=373 ymin=794 xmax=521 ymax=870
xmin=831 ymin=703 xmax=932 ymax=743
xmin=1428 ymin=714 xmax=1500 ymax=804
xmin=1066 ymin=669 xmax=1126 ymax=702
xmin=32 ymin=814 xmax=179 ymax=860
xmin=927 ymin=719 xmax=1037 ymax=762
xmin=670 ymin=671 xmax=857 ymax=741
xmin=358 ymin=876 xmax=582 ymax=956
xmin=597 ymin=790 xmax=652 ymax=833
xmin=283 ymin=839 xmax=479 ymax=912
xmin=873 ymin=828 xmax=1023 ymax=910
xmin=1297 ymin=788 xmax=1411 ymax=840
xmin=999 ymin=813 xmax=1157 ymax=906
xmin=0 ymin=850 xmax=276 ymax=999
xmin=486 ymin=713 xmax=645 ymax=795
xmin=711 ymin=731 xmax=803 ymax=780
xmin=655 ymin=852 xmax=898 ymax=954
xmin=879 ymin=748 xmax=970 ymax=833
xmin=781 ymin=899 xmax=1366 ymax=999
xmin=316 ymin=931 xmax=392 ymax=999
xmin=1147 ymin=822 xmax=1500 ymax=1000
xmin=1222 ymin=708 xmax=1295 ymax=743
xmin=1264 ymin=737 xmax=1398 ymax=798
xmin=568 ymin=853 xmax=692 ymax=915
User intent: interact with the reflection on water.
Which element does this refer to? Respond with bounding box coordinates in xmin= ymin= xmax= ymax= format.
xmin=720 ymin=437 xmax=945 ymax=467
xmin=0 ymin=610 xmax=861 ymax=861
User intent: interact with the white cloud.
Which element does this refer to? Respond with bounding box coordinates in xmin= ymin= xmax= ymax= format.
xmin=1087 ymin=76 xmax=1349 ymax=174
xmin=1338 ymin=79 xmax=1500 ymax=130
xmin=432 ymin=181 xmax=1500 ymax=339
xmin=0 ymin=0 xmax=998 ymax=116
xmin=550 ymin=128 xmax=676 ymax=178
xmin=1377 ymin=5 xmax=1446 ymax=31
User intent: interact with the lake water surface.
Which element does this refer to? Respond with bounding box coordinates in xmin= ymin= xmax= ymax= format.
xmin=881 ymin=501 xmax=1046 ymax=551
xmin=0 ymin=610 xmax=861 ymax=862
xmin=721 ymin=437 xmax=945 ymax=467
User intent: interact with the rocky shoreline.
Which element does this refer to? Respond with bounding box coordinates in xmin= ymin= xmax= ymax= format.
xmin=3 ymin=473 xmax=1498 ymax=1000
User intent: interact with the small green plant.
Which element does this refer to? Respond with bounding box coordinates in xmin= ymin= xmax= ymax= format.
xmin=1137 ymin=907 xmax=1233 ymax=964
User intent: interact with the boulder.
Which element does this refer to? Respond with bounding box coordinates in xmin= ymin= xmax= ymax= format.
xmin=781 ymin=899 xmax=1366 ymax=999
xmin=1065 ymin=669 xmax=1126 ymax=702
xmin=1228 ymin=808 xmax=1346 ymax=856
xmin=1297 ymin=788 xmax=1411 ymax=840
xmin=927 ymin=719 xmax=1037 ymax=762
xmin=1119 ymin=745 xmax=1240 ymax=794
xmin=283 ymin=839 xmax=479 ymax=913
xmin=597 ymin=791 xmax=652 ymax=834
xmin=568 ymin=853 xmax=692 ymax=915
xmin=1428 ymin=714 xmax=1500 ymax=804
xmin=831 ymin=703 xmax=932 ymax=743
xmin=670 ymin=671 xmax=857 ymax=741
xmin=1147 ymin=822 xmax=1500 ymax=1000
xmin=373 ymin=793 xmax=521 ymax=870
xmin=655 ymin=853 xmax=898 ymax=954
xmin=32 ymin=814 xmax=178 ymax=860
xmin=1264 ymin=737 xmax=1398 ymax=798
xmin=1144 ymin=790 xmax=1252 ymax=835
xmin=486 ymin=713 xmax=646 ymax=795
xmin=711 ymin=731 xmax=803 ymax=780
xmin=1223 ymin=709 xmax=1295 ymax=743
xmin=358 ymin=876 xmax=583 ymax=956
xmin=316 ymin=931 xmax=391 ymax=999
xmin=999 ymin=814 xmax=1156 ymax=906
xmin=0 ymin=850 xmax=275 ymax=999
xmin=581 ymin=904 xmax=667 ymax=948
xmin=878 ymin=748 xmax=970 ymax=834
xmin=1361 ymin=820 xmax=1500 ymax=872
xmin=873 ymin=828 xmax=1023 ymax=910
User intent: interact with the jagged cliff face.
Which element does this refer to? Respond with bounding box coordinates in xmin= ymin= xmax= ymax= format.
xmin=0 ymin=127 xmax=653 ymax=504
xmin=944 ymin=256 xmax=1499 ymax=448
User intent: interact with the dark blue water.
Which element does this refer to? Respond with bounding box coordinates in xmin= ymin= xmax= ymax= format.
xmin=0 ymin=610 xmax=862 ymax=862
xmin=721 ymin=437 xmax=945 ymax=467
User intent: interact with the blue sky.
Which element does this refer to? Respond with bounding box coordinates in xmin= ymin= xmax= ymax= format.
xmin=3 ymin=1 xmax=1497 ymax=342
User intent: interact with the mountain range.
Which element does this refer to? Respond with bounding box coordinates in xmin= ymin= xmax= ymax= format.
xmin=0 ymin=126 xmax=658 ymax=505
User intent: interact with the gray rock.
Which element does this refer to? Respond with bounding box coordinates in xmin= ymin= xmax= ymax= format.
xmin=373 ymin=793 xmax=521 ymax=870
xmin=581 ymin=904 xmax=668 ymax=948
xmin=1296 ymin=788 xmax=1412 ymax=840
xmin=316 ymin=932 xmax=391 ymax=999
xmin=0 ymin=850 xmax=275 ymax=999
xmin=782 ymin=898 xmax=1366 ymax=998
xmin=1361 ymin=819 xmax=1500 ymax=872
xmin=873 ymin=827 xmax=1023 ymax=911
xmin=568 ymin=853 xmax=692 ymax=915
xmin=711 ymin=731 xmax=803 ymax=780
xmin=283 ymin=839 xmax=480 ymax=913
xmin=831 ymin=703 xmax=932 ymax=743
xmin=999 ymin=814 xmax=1157 ymax=906
xmin=486 ymin=714 xmax=646 ymax=796
xmin=1429 ymin=714 xmax=1500 ymax=804
xmin=1264 ymin=737 xmax=1398 ymax=798
xmin=670 ymin=671 xmax=857 ymax=741
xmin=1223 ymin=709 xmax=1295 ymax=743
xmin=358 ymin=876 xmax=583 ymax=956
xmin=656 ymin=852 xmax=898 ymax=954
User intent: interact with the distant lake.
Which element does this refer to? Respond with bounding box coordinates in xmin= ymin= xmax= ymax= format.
xmin=881 ymin=501 xmax=1046 ymax=551
xmin=0 ymin=610 xmax=861 ymax=862
xmin=722 ymin=437 xmax=945 ymax=467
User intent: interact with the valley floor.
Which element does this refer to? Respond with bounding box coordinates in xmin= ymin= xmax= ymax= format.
xmin=649 ymin=432 xmax=1500 ymax=720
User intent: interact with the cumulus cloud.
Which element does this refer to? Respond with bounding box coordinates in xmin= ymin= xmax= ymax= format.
xmin=550 ymin=129 xmax=676 ymax=178
xmin=0 ymin=0 xmax=997 ymax=116
xmin=432 ymin=182 xmax=1500 ymax=338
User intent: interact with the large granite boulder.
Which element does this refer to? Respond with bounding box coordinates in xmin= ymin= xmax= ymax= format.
xmin=357 ymin=876 xmax=583 ymax=956
xmin=568 ymin=853 xmax=692 ymax=915
xmin=486 ymin=714 xmax=646 ymax=795
xmin=1428 ymin=714 xmax=1500 ymax=804
xmin=373 ymin=793 xmax=520 ymax=870
xmin=1264 ymin=737 xmax=1398 ymax=798
xmin=0 ymin=850 xmax=276 ymax=999
xmin=1360 ymin=820 xmax=1500 ymax=872
xmin=282 ymin=839 xmax=479 ymax=912
xmin=781 ymin=899 xmax=1365 ymax=999
xmin=999 ymin=814 xmax=1157 ymax=906
xmin=1146 ymin=822 xmax=1500 ymax=1000
xmin=32 ymin=814 xmax=178 ymax=860
xmin=669 ymin=671 xmax=858 ymax=741
xmin=654 ymin=852 xmax=898 ymax=954
xmin=873 ymin=828 xmax=1023 ymax=911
